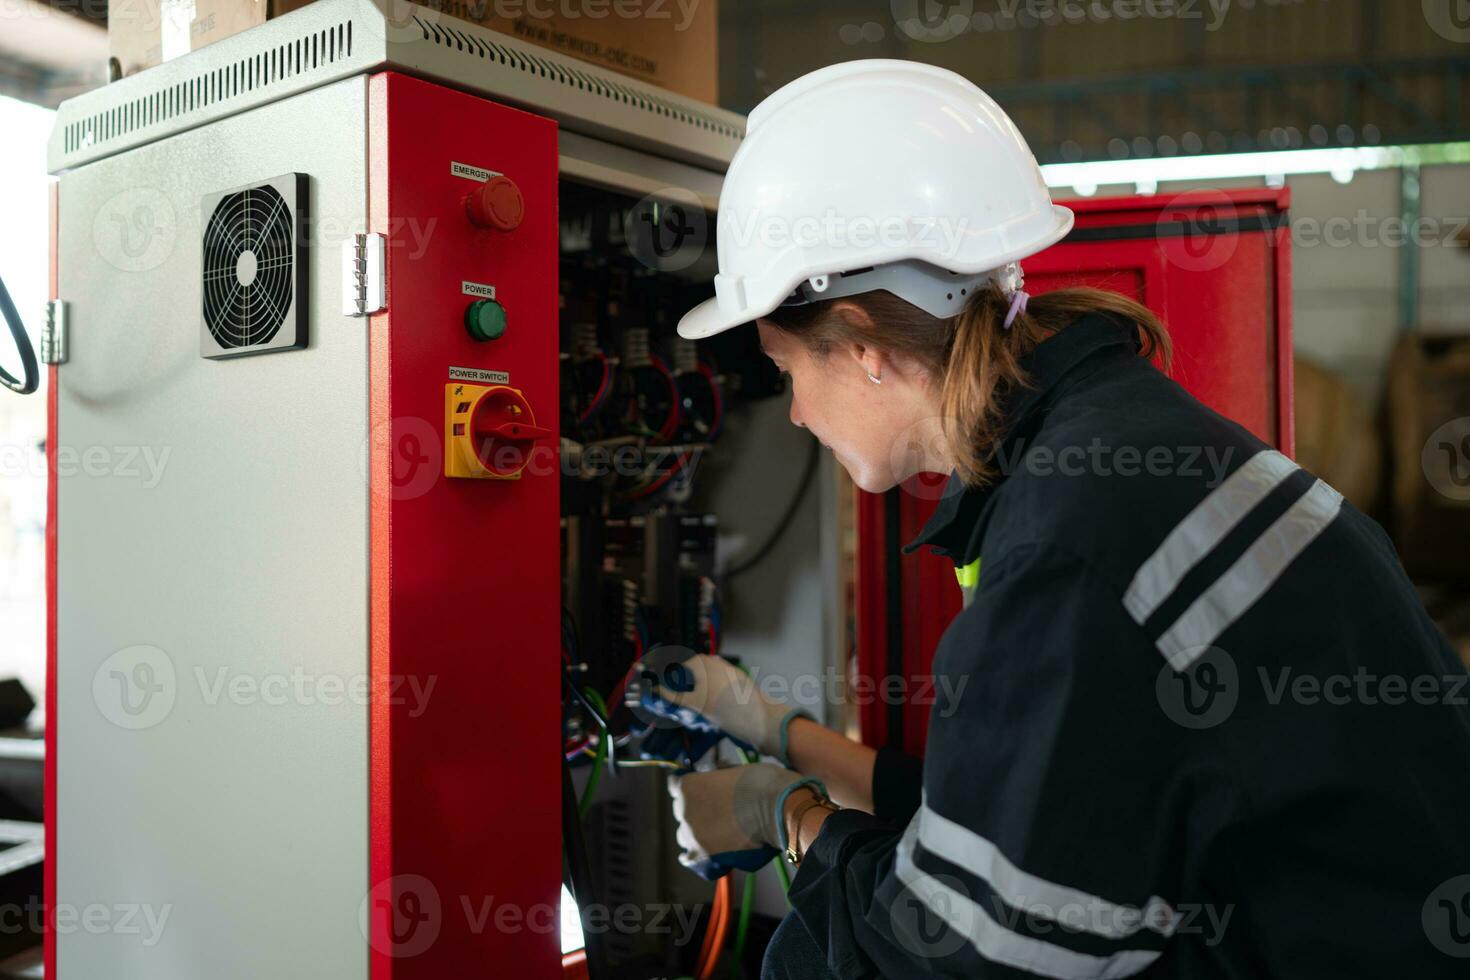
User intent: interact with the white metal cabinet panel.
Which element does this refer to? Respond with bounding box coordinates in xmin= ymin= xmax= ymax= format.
xmin=55 ymin=77 xmax=371 ymax=979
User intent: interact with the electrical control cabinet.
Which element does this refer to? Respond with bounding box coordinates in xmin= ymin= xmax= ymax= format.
xmin=43 ymin=3 xmax=790 ymax=977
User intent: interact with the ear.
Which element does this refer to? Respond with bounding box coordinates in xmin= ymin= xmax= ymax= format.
xmin=847 ymin=340 xmax=884 ymax=383
xmin=830 ymin=301 xmax=883 ymax=380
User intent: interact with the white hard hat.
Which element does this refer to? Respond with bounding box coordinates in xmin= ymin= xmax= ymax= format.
xmin=678 ymin=59 xmax=1074 ymax=340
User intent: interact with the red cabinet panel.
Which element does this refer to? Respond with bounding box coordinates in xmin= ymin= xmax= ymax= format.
xmin=367 ymin=72 xmax=561 ymax=979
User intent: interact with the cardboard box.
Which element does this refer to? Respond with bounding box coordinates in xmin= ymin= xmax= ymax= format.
xmin=109 ymin=0 xmax=719 ymax=106
xmin=464 ymin=0 xmax=718 ymax=104
xmin=108 ymin=0 xmax=165 ymax=76
xmin=108 ymin=0 xmax=306 ymax=75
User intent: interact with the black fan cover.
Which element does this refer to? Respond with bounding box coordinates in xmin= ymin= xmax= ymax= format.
xmin=200 ymin=174 xmax=307 ymax=357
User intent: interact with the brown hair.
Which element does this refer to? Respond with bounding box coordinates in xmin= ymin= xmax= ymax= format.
xmin=763 ymin=284 xmax=1171 ymax=487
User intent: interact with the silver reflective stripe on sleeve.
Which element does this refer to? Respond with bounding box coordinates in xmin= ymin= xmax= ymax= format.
xmin=894 ymin=822 xmax=1164 ymax=979
xmin=1155 ymin=479 xmax=1344 ymax=669
xmin=917 ymin=802 xmax=1176 ymax=940
xmin=1123 ymin=450 xmax=1299 ymax=625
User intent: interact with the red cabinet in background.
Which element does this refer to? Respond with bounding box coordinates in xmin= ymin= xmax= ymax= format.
xmin=855 ymin=188 xmax=1294 ymax=754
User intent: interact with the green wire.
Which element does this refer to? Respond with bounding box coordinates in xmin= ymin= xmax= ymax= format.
xmin=578 ymin=687 xmax=611 ymax=821
xmin=728 ymin=870 xmax=757 ymax=980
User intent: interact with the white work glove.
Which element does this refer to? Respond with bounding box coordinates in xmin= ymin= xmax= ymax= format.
xmin=634 ymin=652 xmax=809 ymax=766
xmin=667 ymin=764 xmax=825 ymax=880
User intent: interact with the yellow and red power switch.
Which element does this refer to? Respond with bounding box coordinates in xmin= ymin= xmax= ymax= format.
xmin=444 ymin=382 xmax=551 ymax=480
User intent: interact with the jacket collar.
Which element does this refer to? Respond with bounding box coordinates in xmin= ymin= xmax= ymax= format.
xmin=903 ymin=312 xmax=1142 ymax=563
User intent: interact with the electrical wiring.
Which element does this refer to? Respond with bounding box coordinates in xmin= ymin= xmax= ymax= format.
xmin=607 ymin=757 xmax=683 ymax=771
xmin=620 ymin=450 xmax=694 ymax=502
xmin=728 ymin=871 xmax=756 ymax=980
xmin=603 ymin=654 xmax=642 ymax=717
xmin=562 ymin=608 xmax=584 ymax=660
xmin=647 ymin=354 xmax=683 ymax=442
xmin=694 ymin=876 xmax=732 ymax=980
xmin=577 ymin=351 xmax=613 ymax=424
xmin=692 ymin=893 xmax=719 ymax=978
xmin=563 ymin=669 xmax=612 ymax=733
xmin=723 ymin=437 xmax=821 ymax=581
xmin=577 ymin=688 xmax=611 ymax=820
xmin=623 ymin=354 xmax=683 ymax=444
xmin=563 ymin=666 xmax=618 ymax=775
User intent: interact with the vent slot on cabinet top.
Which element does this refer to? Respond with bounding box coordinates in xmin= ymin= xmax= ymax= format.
xmin=409 ymin=15 xmax=743 ymax=141
xmin=62 ymin=22 xmax=353 ymax=156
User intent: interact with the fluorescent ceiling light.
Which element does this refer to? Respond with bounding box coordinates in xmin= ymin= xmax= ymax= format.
xmin=1041 ymin=143 xmax=1470 ymax=194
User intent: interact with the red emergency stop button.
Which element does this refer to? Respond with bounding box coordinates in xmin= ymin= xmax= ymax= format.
xmin=465 ymin=174 xmax=524 ymax=231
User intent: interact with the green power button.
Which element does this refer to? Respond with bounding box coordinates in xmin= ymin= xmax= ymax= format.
xmin=465 ymin=299 xmax=507 ymax=342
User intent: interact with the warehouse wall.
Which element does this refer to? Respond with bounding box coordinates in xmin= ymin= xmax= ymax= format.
xmin=1294 ymin=163 xmax=1468 ymax=404
xmin=1288 ymin=168 xmax=1403 ymax=398
xmin=1421 ymin=163 xmax=1470 ymax=331
xmin=1057 ymin=163 xmax=1470 ymax=407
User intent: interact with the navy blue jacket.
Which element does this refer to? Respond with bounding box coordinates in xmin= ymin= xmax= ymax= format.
xmin=774 ymin=313 xmax=1470 ymax=979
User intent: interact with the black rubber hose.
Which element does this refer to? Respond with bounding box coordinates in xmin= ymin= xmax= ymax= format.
xmin=723 ymin=436 xmax=821 ymax=581
xmin=0 ymin=273 xmax=39 ymax=396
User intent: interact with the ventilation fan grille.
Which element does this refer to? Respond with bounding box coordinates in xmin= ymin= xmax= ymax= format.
xmin=200 ymin=174 xmax=308 ymax=358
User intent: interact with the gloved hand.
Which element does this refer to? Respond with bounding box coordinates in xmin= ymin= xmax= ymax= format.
xmin=633 ymin=650 xmax=809 ymax=766
xmin=667 ymin=764 xmax=825 ymax=880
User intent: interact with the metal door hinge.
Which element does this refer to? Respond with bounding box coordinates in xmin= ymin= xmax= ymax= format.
xmin=342 ymin=233 xmax=386 ymax=317
xmin=41 ymin=300 xmax=67 ymax=365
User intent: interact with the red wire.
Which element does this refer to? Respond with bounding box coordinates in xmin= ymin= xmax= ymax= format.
xmin=695 ymin=876 xmax=732 ymax=979
xmin=647 ymin=354 xmax=683 ymax=442
xmin=603 ymin=621 xmax=647 ymax=717
xmin=624 ymin=451 xmax=691 ymax=501
xmin=577 ymin=351 xmax=612 ymax=424
xmin=706 ymin=622 xmax=718 ymax=659
xmin=604 ymin=647 xmax=643 ymax=717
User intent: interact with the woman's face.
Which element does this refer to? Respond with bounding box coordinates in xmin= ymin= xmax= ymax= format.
xmin=756 ymin=316 xmax=948 ymax=493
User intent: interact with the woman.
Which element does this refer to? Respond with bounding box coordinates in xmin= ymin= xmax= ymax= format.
xmin=642 ymin=60 xmax=1470 ymax=979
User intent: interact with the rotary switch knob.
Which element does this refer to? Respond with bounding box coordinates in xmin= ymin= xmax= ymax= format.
xmin=445 ymin=383 xmax=551 ymax=480
xmin=465 ymin=174 xmax=524 ymax=232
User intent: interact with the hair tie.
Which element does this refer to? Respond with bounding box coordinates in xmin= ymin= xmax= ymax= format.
xmin=1002 ymin=289 xmax=1030 ymax=330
